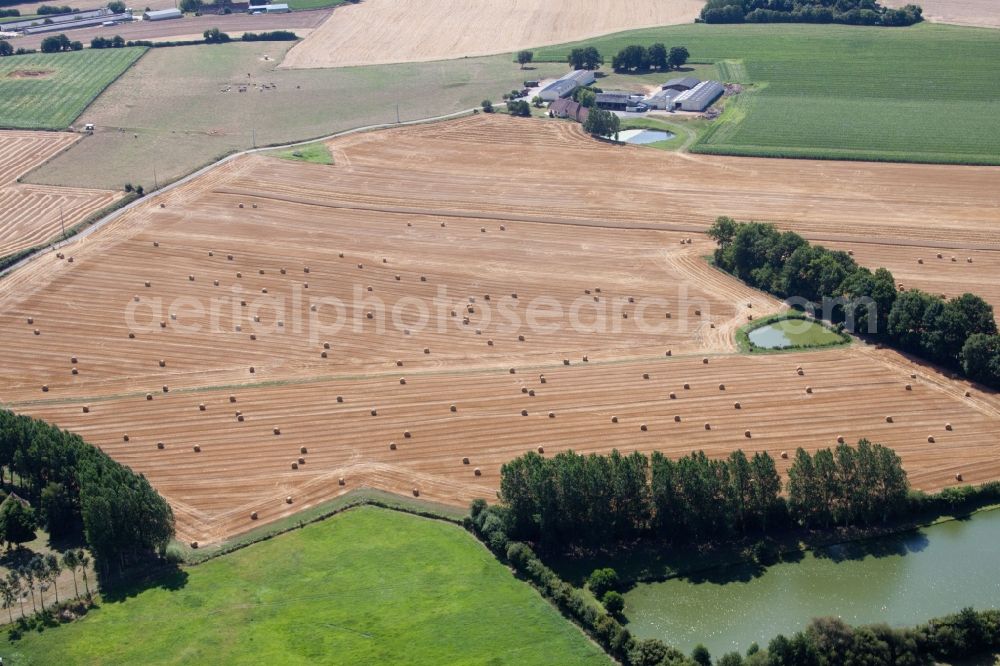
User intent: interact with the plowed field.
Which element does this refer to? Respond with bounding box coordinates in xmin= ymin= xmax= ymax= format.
xmin=2 ymin=115 xmax=997 ymax=545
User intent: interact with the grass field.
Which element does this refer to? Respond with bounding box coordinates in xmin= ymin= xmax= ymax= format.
xmin=285 ymin=0 xmax=344 ymax=9
xmin=0 ymin=48 xmax=146 ymax=130
xmin=536 ymin=23 xmax=1000 ymax=165
xmin=4 ymin=507 xmax=610 ymax=665
xmin=26 ymin=42 xmax=565 ymax=190
xmin=273 ymin=141 xmax=334 ymax=164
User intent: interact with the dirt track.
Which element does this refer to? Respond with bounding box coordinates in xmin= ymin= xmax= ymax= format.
xmin=0 ymin=131 xmax=120 ymax=258
xmin=2 ymin=115 xmax=998 ymax=545
xmin=281 ymin=0 xmax=704 ymax=69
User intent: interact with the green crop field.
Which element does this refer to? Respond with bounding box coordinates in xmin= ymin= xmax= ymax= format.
xmin=4 ymin=507 xmax=610 ymax=665
xmin=0 ymin=47 xmax=146 ymax=130
xmin=536 ymin=23 xmax=1000 ymax=165
xmin=285 ymin=0 xmax=345 ymax=9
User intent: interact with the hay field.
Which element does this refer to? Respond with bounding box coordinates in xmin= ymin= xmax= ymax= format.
xmin=883 ymin=0 xmax=1000 ymax=29
xmin=281 ymin=0 xmax=704 ymax=69
xmin=2 ymin=115 xmax=999 ymax=545
xmin=0 ymin=131 xmax=120 ymax=259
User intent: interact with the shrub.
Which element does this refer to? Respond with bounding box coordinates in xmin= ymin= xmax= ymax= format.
xmin=587 ymin=567 xmax=619 ymax=598
xmin=602 ymin=590 xmax=624 ymax=616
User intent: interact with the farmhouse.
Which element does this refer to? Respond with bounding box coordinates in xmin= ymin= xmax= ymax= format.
xmin=538 ymin=70 xmax=596 ymax=102
xmin=549 ymin=98 xmax=589 ymax=123
xmin=144 ymin=8 xmax=182 ymax=20
xmin=662 ymin=76 xmax=700 ymax=91
xmin=674 ymin=80 xmax=725 ymax=112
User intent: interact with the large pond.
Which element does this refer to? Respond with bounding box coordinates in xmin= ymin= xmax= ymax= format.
xmin=624 ymin=509 xmax=1000 ymax=656
xmin=747 ymin=318 xmax=844 ymax=349
xmin=619 ymin=129 xmax=676 ymax=145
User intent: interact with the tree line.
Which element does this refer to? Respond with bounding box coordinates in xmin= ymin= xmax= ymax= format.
xmin=0 ymin=410 xmax=174 ymax=574
xmin=40 ymin=33 xmax=83 ymax=53
xmin=498 ymin=439 xmax=908 ymax=550
xmin=708 ymin=217 xmax=1000 ymax=388
xmin=0 ymin=548 xmax=91 ymax=624
xmin=611 ymin=44 xmax=689 ymax=73
xmin=568 ymin=46 xmax=603 ymax=70
xmin=701 ymin=0 xmax=923 ymax=26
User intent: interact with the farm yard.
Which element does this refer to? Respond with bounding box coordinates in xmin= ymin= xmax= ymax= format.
xmin=5 ymin=507 xmax=611 ymax=665
xmin=280 ymin=0 xmax=704 ymax=69
xmin=0 ymin=47 xmax=146 ymax=130
xmin=537 ymin=23 xmax=1000 ymax=165
xmin=2 ymin=115 xmax=999 ymax=546
xmin=0 ymin=131 xmax=121 ymax=259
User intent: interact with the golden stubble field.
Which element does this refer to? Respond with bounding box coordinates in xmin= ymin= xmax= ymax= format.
xmin=2 ymin=115 xmax=998 ymax=545
xmin=281 ymin=0 xmax=705 ymax=69
xmin=0 ymin=131 xmax=120 ymax=258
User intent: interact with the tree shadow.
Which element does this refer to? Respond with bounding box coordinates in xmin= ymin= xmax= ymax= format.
xmin=678 ymin=559 xmax=766 ymax=584
xmin=97 ymin=563 xmax=189 ymax=604
xmin=812 ymin=529 xmax=929 ymax=563
xmin=0 ymin=546 xmax=40 ymax=570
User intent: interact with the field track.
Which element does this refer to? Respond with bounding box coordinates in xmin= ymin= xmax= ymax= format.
xmin=0 ymin=131 xmax=120 ymax=258
xmin=281 ymin=0 xmax=704 ymax=69
xmin=1 ymin=115 xmax=998 ymax=545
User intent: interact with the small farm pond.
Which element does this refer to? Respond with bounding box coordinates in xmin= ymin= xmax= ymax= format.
xmin=624 ymin=509 xmax=1000 ymax=656
xmin=748 ymin=318 xmax=844 ymax=349
xmin=618 ymin=129 xmax=675 ymax=145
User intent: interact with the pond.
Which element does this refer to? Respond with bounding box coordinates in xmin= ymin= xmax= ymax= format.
xmin=624 ymin=509 xmax=1000 ymax=656
xmin=618 ymin=129 xmax=676 ymax=145
xmin=747 ymin=317 xmax=844 ymax=350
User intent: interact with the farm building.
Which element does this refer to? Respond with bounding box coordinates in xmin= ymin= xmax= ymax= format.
xmin=645 ymin=88 xmax=682 ymax=110
xmin=673 ymin=80 xmax=724 ymax=112
xmin=538 ymin=70 xmax=596 ymax=102
xmin=549 ymin=98 xmax=589 ymax=123
xmin=249 ymin=3 xmax=290 ymax=12
xmin=595 ymin=92 xmax=631 ymax=111
xmin=662 ymin=77 xmax=700 ymax=91
xmin=144 ymin=8 xmax=182 ymax=20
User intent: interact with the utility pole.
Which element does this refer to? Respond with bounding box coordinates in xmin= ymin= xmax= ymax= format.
xmin=396 ymin=103 xmax=400 ymax=124
xmin=153 ymin=164 xmax=158 ymax=190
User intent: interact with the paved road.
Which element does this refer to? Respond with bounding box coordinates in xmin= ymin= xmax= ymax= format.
xmin=10 ymin=9 xmax=331 ymax=50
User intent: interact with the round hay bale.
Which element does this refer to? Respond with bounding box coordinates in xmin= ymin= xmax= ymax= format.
xmin=965 ymin=390 xmax=972 ymax=397
xmin=683 ymin=383 xmax=691 ymax=390
xmin=951 ymin=256 xmax=957 ymax=262
xmin=399 ymin=377 xmax=406 ymax=385
xmin=509 ymin=368 xmax=517 ymax=374
xmin=188 ymin=275 xmax=195 ymax=282
xmin=236 ymin=272 xmax=242 ymax=278
xmin=665 ymin=350 xmax=672 ymax=357
xmin=745 ymin=430 xmax=752 ymax=438
xmin=450 ymin=404 xmax=457 ymax=412
xmin=159 ymin=359 xmax=166 ymax=367
xmin=955 ymin=473 xmax=963 ymax=481
xmin=214 ymin=280 xmax=220 ymax=287
xmin=163 ymin=385 xmax=169 ymax=393
xmin=286 ymin=496 xmax=293 ymax=504
xmin=193 ymin=444 xmax=201 ymax=452
xmin=339 ymin=477 xmax=346 ymax=486
xmin=337 ymin=396 xmax=344 ymax=403
xmin=82 ymin=405 xmax=90 ymax=413
xmin=917 ymin=258 xmax=923 ymax=264
xmin=304 ymin=266 xmax=310 ymax=274
xmin=191 ymin=541 xmax=199 ymax=549
xmin=563 ymin=359 xmax=570 ymax=365
xmin=237 ymin=415 xmax=244 ymax=422
xmin=665 ymin=313 xmax=672 ymax=319
xmin=518 ymin=334 xmax=525 ymax=342
xmin=548 ymin=411 xmax=555 ymax=418
xmin=298 ymin=457 xmax=305 ymax=465
xmin=622 ymin=312 xmax=628 ymax=319
xmin=837 ymin=436 xmax=845 ymax=444
xmin=695 ymin=309 xmax=702 ymax=316
xmin=249 ymin=366 xmax=255 ymax=374
xmin=582 ymin=355 xmax=589 ymax=362
xmin=424 ymin=347 xmax=431 ymax=353
xmin=806 ymin=386 xmax=813 ymax=394
xmin=357 ymin=263 xmax=364 ymax=269
xmin=273 ymin=427 xmax=281 ymax=435
xmin=259 ymin=269 xmax=265 ymax=275
xmin=643 ymin=373 xmax=650 ymax=380
xmin=129 ymin=331 xmax=136 ymax=339
xmin=157 ymin=441 xmax=165 ymax=450
xmin=945 ymin=422 xmax=953 ymax=431
xmin=123 ymin=434 xmax=130 ymax=442
xmin=797 ymin=369 xmax=805 ymax=376
xmin=885 ymin=415 xmax=893 ymax=423
xmin=144 ymin=281 xmax=151 ymax=288
xmin=228 ymin=254 xmax=235 ymax=261
xmin=669 ymin=392 xmax=677 ymax=399
xmin=199 ymin=403 xmax=206 ymax=411
xmin=710 ymin=323 xmax=716 ymax=329
xmin=611 ymin=416 xmax=619 ymax=423
xmin=160 ymin=320 xmax=167 ymax=328
xmin=781 ymin=451 xmax=788 ymax=459
xmin=209 ymin=251 xmax=214 ymax=257
xmin=229 ymin=394 xmax=238 ymax=403
xmin=396 ymin=360 xmax=403 ymax=367
xmin=412 ymin=488 xmax=420 ymax=497
xmin=536 ymin=445 xmax=545 ymax=454
xmin=528 ymin=389 xmax=536 ymax=397
xmin=462 ymin=457 xmax=470 ymax=464
xmin=927 ymin=435 xmax=935 ymax=443
xmin=748 ymin=315 xmax=754 ymax=321
xmin=261 ymin=288 xmax=267 ymax=294
xmin=474 ymin=467 xmax=482 ymax=476
xmin=281 ymin=268 xmax=287 ymax=275
xmin=704 ymin=423 xmax=711 ymax=430
xmin=403 ymin=430 xmax=412 ymax=438
xmin=251 ymin=511 xmax=258 ymax=520
xmin=371 ymin=408 xmax=378 ymax=416
xmin=134 ymin=295 xmax=140 ymax=302
xmin=674 ymin=415 xmax=681 ymax=422
xmin=640 ymin=423 xmax=648 ymax=431
xmin=420 ymin=276 xmax=427 ymax=282
xmin=71 ymin=367 xmax=79 ymax=375
xmin=702 ymin=357 xmax=709 ymax=364
xmin=146 ymin=393 xmax=153 ymax=401
xmin=511 ymin=293 xmax=518 ymax=299
xmin=719 ymin=383 xmax=726 ymax=391
xmin=521 ymin=409 xmax=528 ymax=416
xmin=239 ymin=203 xmax=244 ymax=209
xmin=967 ymin=257 xmax=973 ymax=263
xmin=481 ymin=227 xmax=486 ymax=233
xmin=734 ymin=401 xmax=741 ymax=409
xmin=324 ymin=342 xmax=331 ymax=350
xmin=905 ymin=384 xmax=912 ymax=391
xmin=250 ymin=334 xmax=257 ymax=341
xmin=389 ymin=441 xmax=397 ymax=450
xmin=539 ymin=375 xmax=547 ymax=384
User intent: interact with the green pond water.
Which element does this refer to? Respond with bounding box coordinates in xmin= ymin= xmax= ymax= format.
xmin=624 ymin=509 xmax=1000 ymax=656
xmin=747 ymin=318 xmax=843 ymax=349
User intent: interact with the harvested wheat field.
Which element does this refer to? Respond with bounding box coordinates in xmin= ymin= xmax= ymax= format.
xmin=0 ymin=131 xmax=121 ymax=258
xmin=2 ymin=114 xmax=999 ymax=545
xmin=281 ymin=0 xmax=705 ymax=69
xmin=883 ymin=0 xmax=1000 ymax=28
